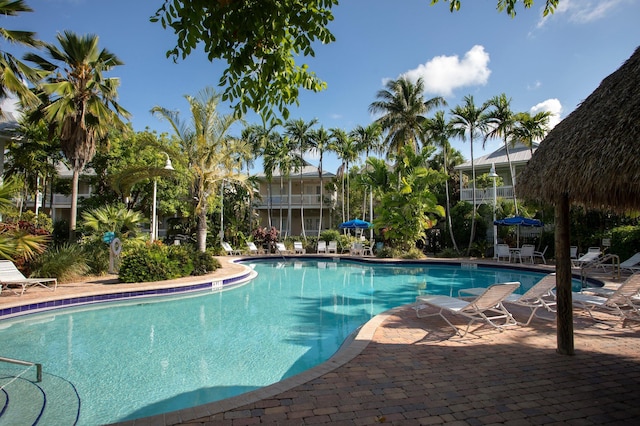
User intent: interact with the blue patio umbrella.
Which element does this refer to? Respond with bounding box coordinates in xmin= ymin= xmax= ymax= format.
xmin=339 ymin=219 xmax=372 ymax=229
xmin=493 ymin=216 xmax=543 ymax=247
xmin=493 ymin=216 xmax=543 ymax=227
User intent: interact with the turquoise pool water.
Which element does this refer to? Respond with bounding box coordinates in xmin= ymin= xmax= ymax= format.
xmin=0 ymin=259 xmax=561 ymax=425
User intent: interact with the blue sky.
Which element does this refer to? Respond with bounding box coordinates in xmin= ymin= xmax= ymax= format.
xmin=4 ymin=0 xmax=640 ymax=172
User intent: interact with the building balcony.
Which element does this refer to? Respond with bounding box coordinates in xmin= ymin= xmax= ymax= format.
xmin=253 ymin=194 xmax=334 ymax=209
xmin=459 ymin=186 xmax=514 ymax=205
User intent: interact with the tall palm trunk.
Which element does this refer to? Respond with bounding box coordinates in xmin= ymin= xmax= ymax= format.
xmin=69 ymin=169 xmax=80 ymax=242
xmin=196 ymin=208 xmax=207 ymax=252
xmin=467 ymin=135 xmax=477 ymax=256
xmin=443 ymin=148 xmax=458 ymax=252
xmin=503 ymin=137 xmax=518 ymax=215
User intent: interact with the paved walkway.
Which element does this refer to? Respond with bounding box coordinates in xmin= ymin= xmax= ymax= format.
xmin=3 ymin=258 xmax=640 ymax=425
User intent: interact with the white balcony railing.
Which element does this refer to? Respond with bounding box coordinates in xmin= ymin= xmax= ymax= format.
xmin=254 ymin=194 xmax=327 ymax=208
xmin=459 ymin=186 xmax=514 ymax=204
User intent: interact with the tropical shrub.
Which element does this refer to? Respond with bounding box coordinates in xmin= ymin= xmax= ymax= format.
xmin=28 ymin=243 xmax=90 ymax=283
xmin=119 ymin=242 xmax=220 ymax=283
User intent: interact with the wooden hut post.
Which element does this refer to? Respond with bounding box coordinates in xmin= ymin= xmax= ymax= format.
xmin=555 ymin=193 xmax=574 ymax=355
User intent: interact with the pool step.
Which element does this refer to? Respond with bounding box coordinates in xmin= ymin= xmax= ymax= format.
xmin=0 ymin=373 xmax=80 ymax=425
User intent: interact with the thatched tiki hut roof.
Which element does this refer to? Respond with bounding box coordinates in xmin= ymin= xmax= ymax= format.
xmin=518 ymin=46 xmax=640 ymax=355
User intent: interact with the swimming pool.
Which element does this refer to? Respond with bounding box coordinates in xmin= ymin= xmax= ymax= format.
xmin=0 ymin=259 xmax=563 ymax=424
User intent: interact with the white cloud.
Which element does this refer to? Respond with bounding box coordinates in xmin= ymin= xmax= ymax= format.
xmin=399 ymin=45 xmax=492 ymax=97
xmin=536 ymin=0 xmax=625 ymax=28
xmin=530 ymin=98 xmax=562 ymax=130
xmin=527 ymin=80 xmax=542 ymax=91
xmin=0 ymin=95 xmax=21 ymax=120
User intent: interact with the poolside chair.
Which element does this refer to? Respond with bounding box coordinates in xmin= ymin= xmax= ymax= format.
xmin=570 ymin=246 xmax=578 ymax=261
xmin=247 ymin=242 xmax=263 ymax=255
xmin=572 ymin=273 xmax=640 ymax=323
xmin=350 ymin=242 xmax=363 ymax=256
xmin=0 ymin=260 xmax=58 ymax=296
xmin=533 ymin=246 xmax=548 ymax=264
xmin=517 ymin=244 xmax=535 ymax=264
xmin=362 ymin=240 xmax=374 ymax=256
xmin=496 ymin=244 xmax=511 ymax=262
xmin=317 ymin=240 xmax=327 ymax=254
xmin=571 ymin=251 xmax=601 ymax=268
xmin=459 ymin=274 xmax=557 ymax=326
xmin=414 ymin=282 xmax=520 ymax=337
xmin=619 ymin=252 xmax=640 ymax=273
xmin=221 ymin=242 xmax=242 ymax=255
xmin=275 ymin=242 xmax=291 ymax=255
xmin=293 ymin=241 xmax=306 ymax=254
xmin=328 ymin=240 xmax=338 ymax=254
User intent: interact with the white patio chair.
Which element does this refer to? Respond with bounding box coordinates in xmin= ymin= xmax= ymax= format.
xmin=518 ymin=244 xmax=535 ymax=264
xmin=619 ymin=252 xmax=640 ymax=273
xmin=459 ymin=274 xmax=556 ymax=326
xmin=317 ymin=240 xmax=327 ymax=254
xmin=328 ymin=240 xmax=338 ymax=254
xmin=533 ymin=246 xmax=548 ymax=264
xmin=496 ymin=244 xmax=511 ymax=262
xmin=415 ymin=282 xmax=520 ymax=337
xmin=572 ymin=251 xmax=602 ymax=268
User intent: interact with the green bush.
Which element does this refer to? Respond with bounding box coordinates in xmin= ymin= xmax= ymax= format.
xmin=192 ymin=249 xmax=221 ymax=275
xmin=119 ymin=242 xmax=221 ymax=283
xmin=28 ymin=243 xmax=90 ymax=283
xmin=611 ymin=225 xmax=640 ymax=261
xmin=119 ymin=242 xmax=184 ymax=283
xmin=319 ymin=229 xmax=340 ymax=242
xmin=80 ymin=239 xmax=111 ymax=275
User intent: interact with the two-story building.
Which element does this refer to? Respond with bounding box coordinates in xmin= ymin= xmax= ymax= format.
xmin=253 ymin=161 xmax=337 ymax=237
xmin=454 ymin=141 xmax=539 ymax=206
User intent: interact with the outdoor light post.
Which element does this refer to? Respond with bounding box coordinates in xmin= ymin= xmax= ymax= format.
xmin=489 ymin=163 xmax=499 ymax=259
xmin=151 ymin=153 xmax=174 ymax=242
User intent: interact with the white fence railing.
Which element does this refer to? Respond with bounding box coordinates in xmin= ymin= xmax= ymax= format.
xmin=460 ymin=186 xmax=514 ymax=204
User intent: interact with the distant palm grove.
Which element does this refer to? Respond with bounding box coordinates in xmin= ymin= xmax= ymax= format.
xmin=1 ymin=0 xmax=636 ymax=283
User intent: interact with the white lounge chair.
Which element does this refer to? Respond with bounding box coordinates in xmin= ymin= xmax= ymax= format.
xmin=221 ymin=242 xmax=242 ymax=255
xmin=293 ymin=241 xmax=306 ymax=254
xmin=572 ymin=251 xmax=601 ymax=268
xmin=572 ymin=273 xmax=640 ymax=324
xmin=247 ymin=242 xmax=263 ymax=255
xmin=459 ymin=274 xmax=557 ymax=326
xmin=619 ymin=252 xmax=640 ymax=273
xmin=496 ymin=244 xmax=511 ymax=262
xmin=327 ymin=240 xmax=338 ymax=254
xmin=350 ymin=242 xmax=363 ymax=256
xmin=415 ymin=282 xmax=520 ymax=337
xmin=275 ymin=242 xmax=291 ymax=255
xmin=533 ymin=246 xmax=547 ymax=264
xmin=317 ymin=240 xmax=327 ymax=254
xmin=0 ymin=260 xmax=58 ymax=296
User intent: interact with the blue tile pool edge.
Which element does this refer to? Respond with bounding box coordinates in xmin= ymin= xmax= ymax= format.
xmin=0 ymin=268 xmax=257 ymax=321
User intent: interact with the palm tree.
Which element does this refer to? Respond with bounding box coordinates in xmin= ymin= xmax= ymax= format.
xmin=423 ymin=110 xmax=459 ymax=252
xmin=513 ymin=110 xmax=551 ymax=154
xmin=350 ymin=123 xmax=382 ymax=222
xmin=284 ymin=118 xmax=317 ymax=240
xmin=449 ymin=95 xmax=491 ymax=255
xmin=330 ymin=128 xmax=359 ymax=223
xmin=309 ymin=126 xmax=331 ymax=237
xmin=152 ymin=87 xmax=244 ymax=252
xmin=0 ymin=0 xmax=44 ymax=112
xmin=25 ymin=31 xmax=130 ymax=242
xmin=368 ymin=76 xmax=445 ymax=163
xmin=485 ymin=94 xmax=519 ymax=213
